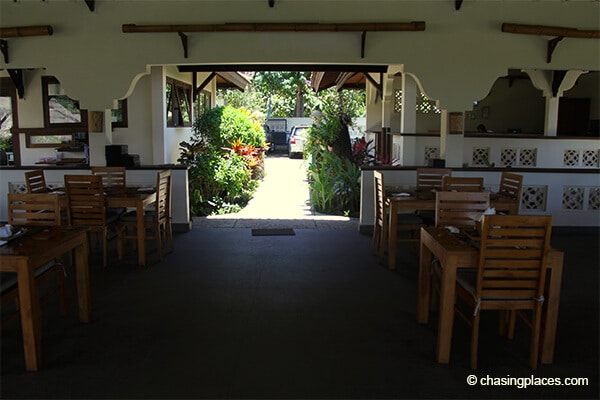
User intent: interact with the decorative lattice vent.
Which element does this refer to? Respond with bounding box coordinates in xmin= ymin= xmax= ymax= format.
xmin=521 ymin=186 xmax=546 ymax=211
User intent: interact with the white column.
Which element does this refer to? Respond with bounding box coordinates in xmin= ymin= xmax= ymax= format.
xmin=545 ymin=96 xmax=560 ymax=137
xmin=150 ymin=65 xmax=166 ymax=165
xmin=400 ymin=74 xmax=417 ymax=134
xmin=525 ymin=69 xmax=586 ymax=137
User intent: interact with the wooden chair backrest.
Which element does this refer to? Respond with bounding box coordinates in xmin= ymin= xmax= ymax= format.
xmin=373 ymin=170 xmax=386 ymax=229
xmin=442 ymin=176 xmax=484 ymax=192
xmin=435 ymin=191 xmax=490 ymax=229
xmin=416 ymin=168 xmax=452 ymax=191
xmin=24 ymin=170 xmax=48 ymax=194
xmin=7 ymin=193 xmax=61 ymax=227
xmin=155 ymin=169 xmax=172 ymax=224
xmin=64 ymin=174 xmax=107 ymax=228
xmin=91 ymin=166 xmax=126 ymax=194
xmin=476 ymin=215 xmax=552 ymax=304
xmin=498 ymin=172 xmax=523 ymax=201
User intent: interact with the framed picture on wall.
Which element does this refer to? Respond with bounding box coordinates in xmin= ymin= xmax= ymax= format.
xmin=482 ymin=106 xmax=490 ymax=119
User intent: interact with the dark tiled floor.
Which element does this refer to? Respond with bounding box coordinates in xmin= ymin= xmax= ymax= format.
xmin=1 ymin=227 xmax=598 ymax=399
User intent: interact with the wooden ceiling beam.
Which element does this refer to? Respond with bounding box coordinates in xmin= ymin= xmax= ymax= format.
xmin=501 ymin=23 xmax=600 ymax=39
xmin=0 ymin=25 xmax=53 ymax=64
xmin=124 ymin=22 xmax=425 ymax=59
xmin=502 ymin=23 xmax=599 ymax=63
xmin=178 ymin=64 xmax=388 ymax=73
xmin=0 ymin=25 xmax=53 ymax=38
xmin=123 ymin=22 xmax=426 ymax=33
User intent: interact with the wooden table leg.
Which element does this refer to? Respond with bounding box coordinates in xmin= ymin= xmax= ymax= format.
xmin=74 ymin=238 xmax=91 ymax=323
xmin=417 ymin=230 xmax=432 ymax=324
xmin=136 ymin=202 xmax=146 ymax=266
xmin=387 ymin=204 xmax=398 ymax=269
xmin=16 ymin=262 xmax=42 ymax=371
xmin=540 ymin=252 xmax=564 ymax=364
xmin=436 ymin=259 xmax=457 ymax=364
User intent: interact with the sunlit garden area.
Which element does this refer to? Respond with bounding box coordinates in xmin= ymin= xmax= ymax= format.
xmin=180 ymin=71 xmax=371 ymax=218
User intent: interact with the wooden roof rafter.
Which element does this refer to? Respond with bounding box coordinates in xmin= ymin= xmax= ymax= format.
xmin=501 ymin=23 xmax=600 ymax=63
xmin=123 ymin=21 xmax=426 ymax=59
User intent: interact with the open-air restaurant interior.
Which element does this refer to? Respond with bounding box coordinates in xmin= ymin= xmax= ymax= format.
xmin=0 ymin=1 xmax=598 ymax=399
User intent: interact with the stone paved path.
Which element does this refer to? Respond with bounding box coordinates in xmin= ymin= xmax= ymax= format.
xmin=192 ymin=153 xmax=359 ymax=230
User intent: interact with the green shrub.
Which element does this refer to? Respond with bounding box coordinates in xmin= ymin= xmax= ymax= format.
xmin=179 ymin=105 xmax=266 ymax=216
xmin=306 ymin=113 xmax=361 ymax=217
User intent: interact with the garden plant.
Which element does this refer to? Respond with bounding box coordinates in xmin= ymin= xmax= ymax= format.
xmin=178 ymin=106 xmax=267 ymax=216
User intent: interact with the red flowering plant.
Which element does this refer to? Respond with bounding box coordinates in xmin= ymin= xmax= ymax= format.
xmin=351 ymin=136 xmax=375 ymax=166
xmin=227 ymin=139 xmax=266 ymax=180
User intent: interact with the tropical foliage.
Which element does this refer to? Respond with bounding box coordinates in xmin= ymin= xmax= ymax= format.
xmin=178 ymin=106 xmax=266 ymax=216
xmin=305 ymin=96 xmax=363 ymax=217
xmin=217 ymin=71 xmax=366 ymax=118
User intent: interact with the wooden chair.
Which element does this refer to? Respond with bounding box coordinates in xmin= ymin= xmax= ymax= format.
xmin=416 ymin=168 xmax=452 ymax=224
xmin=118 ymin=169 xmax=173 ymax=261
xmin=498 ymin=172 xmax=523 ymax=201
xmin=416 ymin=168 xmax=452 ymax=191
xmin=373 ymin=170 xmax=424 ymax=263
xmin=435 ymin=191 xmax=490 ymax=229
xmin=2 ymin=193 xmax=68 ymax=326
xmin=24 ymin=170 xmax=49 ymax=193
xmin=429 ymin=191 xmax=491 ymax=309
xmin=442 ymin=176 xmax=484 ymax=192
xmin=64 ymin=174 xmax=122 ymax=268
xmin=454 ymin=215 xmax=552 ymax=369
xmin=91 ymin=166 xmax=127 ymax=194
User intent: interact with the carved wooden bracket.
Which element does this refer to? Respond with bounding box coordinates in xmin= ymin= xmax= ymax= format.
xmin=178 ymin=32 xmax=188 ymax=58
xmin=361 ymin=31 xmax=367 ymax=58
xmin=547 ymin=37 xmax=564 ymax=64
xmin=85 ymin=0 xmax=95 ymax=12
xmin=8 ymin=69 xmax=25 ymax=99
xmin=0 ymin=40 xmax=7 ymax=63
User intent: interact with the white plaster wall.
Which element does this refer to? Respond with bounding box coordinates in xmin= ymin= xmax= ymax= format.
xmin=464 ymin=77 xmax=545 ymax=134
xmin=2 ymin=1 xmax=598 ymax=112
xmin=564 ymin=72 xmax=600 ymax=120
xmin=111 ymin=74 xmax=153 ymax=165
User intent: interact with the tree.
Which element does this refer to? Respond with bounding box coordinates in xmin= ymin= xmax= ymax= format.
xmin=252 ymin=71 xmax=312 ymax=117
xmin=216 ymin=71 xmax=367 ymax=119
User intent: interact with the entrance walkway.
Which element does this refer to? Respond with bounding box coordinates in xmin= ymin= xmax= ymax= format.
xmin=193 ymin=153 xmax=359 ymax=230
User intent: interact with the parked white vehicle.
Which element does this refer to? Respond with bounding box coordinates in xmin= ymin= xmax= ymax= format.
xmin=287 ymin=125 xmax=310 ymax=158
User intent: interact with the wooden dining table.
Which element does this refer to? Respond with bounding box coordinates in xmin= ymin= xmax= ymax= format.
xmin=0 ymin=226 xmax=91 ymax=371
xmin=385 ymin=189 xmax=519 ymax=269
xmin=417 ymin=226 xmax=564 ymax=365
xmin=56 ymin=186 xmax=156 ymax=266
